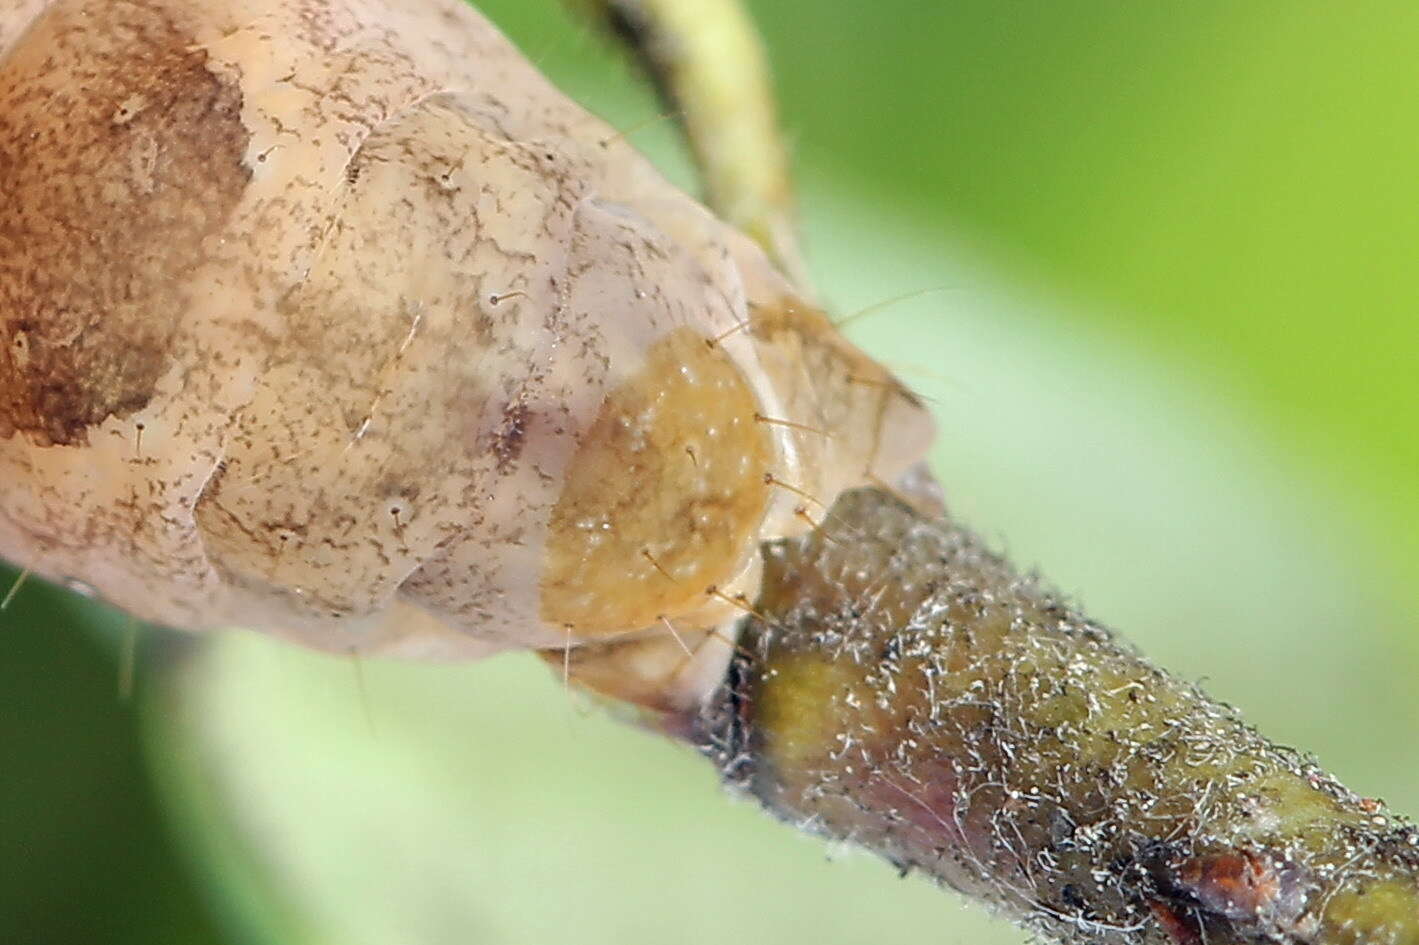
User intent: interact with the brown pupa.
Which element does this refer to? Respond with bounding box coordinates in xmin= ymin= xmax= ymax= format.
xmin=0 ymin=0 xmax=933 ymax=712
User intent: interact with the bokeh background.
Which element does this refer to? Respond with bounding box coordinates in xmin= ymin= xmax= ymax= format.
xmin=4 ymin=2 xmax=1417 ymax=943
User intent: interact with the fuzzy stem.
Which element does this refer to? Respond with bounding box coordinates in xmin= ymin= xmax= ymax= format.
xmin=697 ymin=487 xmax=1419 ymax=944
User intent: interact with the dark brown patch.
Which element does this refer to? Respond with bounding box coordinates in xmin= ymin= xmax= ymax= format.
xmin=489 ymin=398 xmax=530 ymax=472
xmin=0 ymin=0 xmax=251 ymax=445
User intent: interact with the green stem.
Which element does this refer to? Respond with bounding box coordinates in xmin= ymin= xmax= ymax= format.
xmin=565 ymin=0 xmax=811 ymax=290
xmin=698 ymin=487 xmax=1419 ymax=944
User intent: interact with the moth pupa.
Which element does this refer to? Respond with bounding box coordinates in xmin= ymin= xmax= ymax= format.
xmin=0 ymin=0 xmax=933 ymax=712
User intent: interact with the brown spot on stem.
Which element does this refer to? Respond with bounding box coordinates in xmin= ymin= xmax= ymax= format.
xmin=1174 ymin=852 xmax=1281 ymax=920
xmin=1148 ymin=901 xmax=1201 ymax=945
xmin=1159 ymin=849 xmax=1314 ymax=932
xmin=0 ymin=0 xmax=251 ymax=445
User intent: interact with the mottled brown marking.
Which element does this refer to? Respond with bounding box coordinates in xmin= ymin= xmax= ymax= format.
xmin=490 ymin=399 xmax=530 ymax=472
xmin=0 ymin=0 xmax=251 ymax=445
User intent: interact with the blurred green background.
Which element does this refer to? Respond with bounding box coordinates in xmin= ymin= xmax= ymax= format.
xmin=3 ymin=2 xmax=1417 ymax=943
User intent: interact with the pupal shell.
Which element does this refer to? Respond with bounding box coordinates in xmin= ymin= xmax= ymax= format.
xmin=0 ymin=0 xmax=932 ymax=708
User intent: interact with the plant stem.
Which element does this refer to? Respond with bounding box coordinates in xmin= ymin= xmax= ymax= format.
xmin=566 ymin=0 xmax=810 ymax=290
xmin=695 ymin=487 xmax=1419 ymax=944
